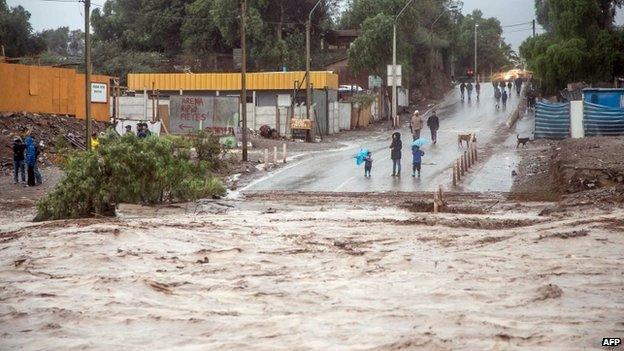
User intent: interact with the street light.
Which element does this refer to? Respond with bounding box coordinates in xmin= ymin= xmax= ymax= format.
xmin=306 ymin=0 xmax=323 ymax=122
xmin=392 ymin=0 xmax=414 ymax=128
xmin=474 ymin=23 xmax=479 ymax=84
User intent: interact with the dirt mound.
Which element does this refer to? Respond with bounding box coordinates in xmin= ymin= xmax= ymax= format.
xmin=0 ymin=112 xmax=107 ymax=173
xmin=511 ymin=136 xmax=624 ymax=204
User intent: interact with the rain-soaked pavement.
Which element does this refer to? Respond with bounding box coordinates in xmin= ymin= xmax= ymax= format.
xmin=245 ymin=84 xmax=527 ymax=192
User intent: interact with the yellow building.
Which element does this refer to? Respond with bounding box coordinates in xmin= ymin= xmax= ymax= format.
xmin=0 ymin=62 xmax=112 ymax=121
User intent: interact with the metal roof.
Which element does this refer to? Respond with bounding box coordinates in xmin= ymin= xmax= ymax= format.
xmin=127 ymin=71 xmax=339 ymax=91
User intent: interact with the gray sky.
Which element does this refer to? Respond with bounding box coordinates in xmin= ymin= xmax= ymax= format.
xmin=8 ymin=0 xmax=624 ymax=52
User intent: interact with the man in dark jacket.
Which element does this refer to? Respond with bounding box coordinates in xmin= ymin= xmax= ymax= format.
xmin=389 ymin=132 xmax=402 ymax=177
xmin=427 ymin=111 xmax=440 ymax=144
xmin=10 ymin=137 xmax=26 ymax=184
xmin=459 ymin=82 xmax=466 ymax=101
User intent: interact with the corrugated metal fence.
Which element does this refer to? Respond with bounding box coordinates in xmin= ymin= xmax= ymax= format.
xmin=583 ymin=102 xmax=624 ymax=136
xmin=534 ymin=101 xmax=570 ymax=139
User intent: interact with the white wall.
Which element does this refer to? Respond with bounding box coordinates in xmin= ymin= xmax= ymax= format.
xmin=339 ymin=102 xmax=351 ymax=131
xmin=113 ymin=95 xmax=170 ymax=120
xmin=570 ymin=100 xmax=584 ymax=138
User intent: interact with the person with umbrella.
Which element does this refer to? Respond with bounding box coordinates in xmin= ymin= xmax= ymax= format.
xmin=411 ymin=138 xmax=427 ymax=178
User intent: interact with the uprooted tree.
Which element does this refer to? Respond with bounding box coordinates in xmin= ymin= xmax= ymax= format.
xmin=35 ymin=132 xmax=226 ymax=221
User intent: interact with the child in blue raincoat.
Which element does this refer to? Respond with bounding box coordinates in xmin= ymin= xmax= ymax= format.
xmin=411 ymin=145 xmax=424 ymax=177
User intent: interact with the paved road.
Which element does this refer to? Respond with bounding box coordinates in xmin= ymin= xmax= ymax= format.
xmin=245 ymin=84 xmax=522 ymax=192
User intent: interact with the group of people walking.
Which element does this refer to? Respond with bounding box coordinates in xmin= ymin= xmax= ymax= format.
xmin=9 ymin=135 xmax=43 ymax=187
xmin=459 ymin=81 xmax=481 ymax=101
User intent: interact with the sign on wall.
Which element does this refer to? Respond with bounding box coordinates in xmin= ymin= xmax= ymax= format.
xmin=169 ymin=95 xmax=239 ymax=135
xmin=91 ymin=83 xmax=108 ymax=103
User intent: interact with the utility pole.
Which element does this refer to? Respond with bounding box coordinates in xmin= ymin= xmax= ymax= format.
xmin=392 ymin=0 xmax=414 ymax=128
xmin=392 ymin=24 xmax=397 ymax=128
xmin=474 ymin=23 xmax=478 ymax=85
xmin=84 ymin=0 xmax=92 ymax=150
xmin=306 ymin=0 xmax=323 ymax=121
xmin=241 ymin=0 xmax=248 ymax=161
xmin=532 ymin=19 xmax=536 ymax=38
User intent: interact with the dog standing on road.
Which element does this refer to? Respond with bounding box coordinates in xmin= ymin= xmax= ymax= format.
xmin=457 ymin=133 xmax=476 ymax=148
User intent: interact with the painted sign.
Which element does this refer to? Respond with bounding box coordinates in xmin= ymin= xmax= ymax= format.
xmin=169 ymin=95 xmax=239 ymax=135
xmin=291 ymin=118 xmax=312 ymax=130
xmin=91 ymin=83 xmax=108 ymax=103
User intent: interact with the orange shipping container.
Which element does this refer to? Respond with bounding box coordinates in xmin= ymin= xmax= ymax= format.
xmin=0 ymin=62 xmax=111 ymax=121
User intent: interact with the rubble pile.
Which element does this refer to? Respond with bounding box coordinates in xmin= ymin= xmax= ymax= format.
xmin=0 ymin=112 xmax=107 ymax=173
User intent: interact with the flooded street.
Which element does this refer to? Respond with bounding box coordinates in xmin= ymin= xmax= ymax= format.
xmin=1 ymin=196 xmax=622 ymax=350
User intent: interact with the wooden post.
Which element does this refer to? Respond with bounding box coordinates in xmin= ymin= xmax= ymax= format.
xmin=459 ymin=155 xmax=466 ymax=177
xmin=452 ymin=163 xmax=457 ymax=186
xmin=264 ymin=148 xmax=269 ymax=167
xmin=473 ymin=144 xmax=478 ymax=162
xmin=433 ymin=192 xmax=439 ymax=213
xmin=456 ymin=159 xmax=461 ymax=179
xmin=151 ymin=82 xmax=155 ymax=122
xmin=282 ymin=143 xmax=287 ymax=163
xmin=464 ymin=151 xmax=469 ymax=169
xmin=273 ymin=146 xmax=278 ymax=164
xmin=275 ymin=94 xmax=280 ymax=136
xmin=467 ymin=149 xmax=472 ymax=167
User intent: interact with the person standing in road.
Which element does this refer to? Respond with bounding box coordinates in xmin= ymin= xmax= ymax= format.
xmin=507 ymin=81 xmax=513 ymax=94
xmin=475 ymin=82 xmax=481 ymax=100
xmin=494 ymin=87 xmax=502 ymax=109
xmin=459 ymin=82 xmax=466 ymax=101
xmin=410 ymin=111 xmax=423 ymax=140
xmin=24 ymin=136 xmax=36 ymax=187
xmin=501 ymin=89 xmax=508 ymax=108
xmin=364 ymin=151 xmax=373 ymax=177
xmin=9 ymin=137 xmax=26 ymax=184
xmin=466 ymin=82 xmax=473 ymax=101
xmin=411 ymin=145 xmax=425 ymax=178
xmin=389 ymin=132 xmax=402 ymax=177
xmin=427 ymin=111 xmax=440 ymax=145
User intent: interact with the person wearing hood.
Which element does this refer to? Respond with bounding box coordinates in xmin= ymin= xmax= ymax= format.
xmin=24 ymin=136 xmax=37 ymax=187
xmin=9 ymin=137 xmax=26 ymax=184
xmin=410 ymin=111 xmax=423 ymax=141
xmin=389 ymin=132 xmax=402 ymax=177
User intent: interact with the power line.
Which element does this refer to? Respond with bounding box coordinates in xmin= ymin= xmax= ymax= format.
xmin=501 ymin=21 xmax=532 ymax=28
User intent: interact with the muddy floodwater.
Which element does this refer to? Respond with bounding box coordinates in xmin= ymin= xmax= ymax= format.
xmin=1 ymin=199 xmax=623 ymax=350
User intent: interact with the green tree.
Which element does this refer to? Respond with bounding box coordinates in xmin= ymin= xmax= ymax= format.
xmin=0 ymin=0 xmax=45 ymax=57
xmin=521 ymin=0 xmax=624 ymax=94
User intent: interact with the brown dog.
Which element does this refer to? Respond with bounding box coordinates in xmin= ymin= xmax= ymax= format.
xmin=457 ymin=133 xmax=476 ymax=148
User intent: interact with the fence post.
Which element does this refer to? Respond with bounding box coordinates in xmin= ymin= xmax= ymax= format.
xmin=452 ymin=163 xmax=457 ymax=186
xmin=457 ymin=159 xmax=462 ymax=178
xmin=282 ymin=143 xmax=287 ymax=163
xmin=473 ymin=144 xmax=478 ymax=162
xmin=264 ymin=148 xmax=269 ymax=169
xmin=273 ymin=146 xmax=278 ymax=164
xmin=459 ymin=155 xmax=463 ymax=175
xmin=464 ymin=151 xmax=469 ymax=169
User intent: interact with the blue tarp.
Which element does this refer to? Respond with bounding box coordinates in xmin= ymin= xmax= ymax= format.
xmin=534 ymin=101 xmax=570 ymax=139
xmin=584 ymin=102 xmax=624 ymax=136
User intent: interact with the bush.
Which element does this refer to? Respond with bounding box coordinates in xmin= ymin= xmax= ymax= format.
xmin=35 ymin=131 xmax=226 ymax=221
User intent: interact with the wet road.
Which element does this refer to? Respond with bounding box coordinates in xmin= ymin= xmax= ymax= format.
xmin=245 ymin=85 xmax=522 ymax=192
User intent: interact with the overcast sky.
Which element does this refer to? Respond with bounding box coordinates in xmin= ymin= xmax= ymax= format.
xmin=8 ymin=0 xmax=624 ymax=52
